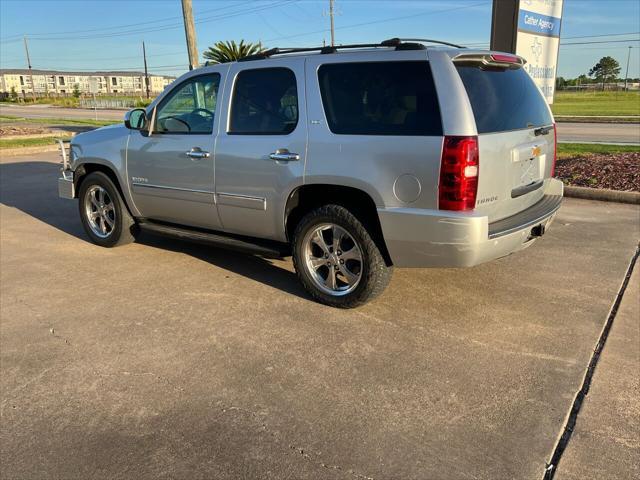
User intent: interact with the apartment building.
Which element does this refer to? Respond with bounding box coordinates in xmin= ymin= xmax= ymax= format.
xmin=0 ymin=69 xmax=175 ymax=96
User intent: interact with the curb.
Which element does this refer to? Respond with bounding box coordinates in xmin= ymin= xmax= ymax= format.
xmin=564 ymin=185 xmax=640 ymax=205
xmin=0 ymin=144 xmax=60 ymax=157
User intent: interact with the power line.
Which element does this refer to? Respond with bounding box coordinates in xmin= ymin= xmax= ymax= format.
xmin=0 ymin=64 xmax=187 ymax=72
xmin=465 ymin=34 xmax=640 ymax=48
xmin=264 ymin=0 xmax=489 ymax=43
xmin=462 ymin=31 xmax=640 ymax=48
xmin=562 ymin=31 xmax=639 ymax=40
xmin=561 ymin=38 xmax=640 ymax=46
xmin=0 ymin=1 xmax=254 ymax=40
xmin=14 ymin=0 xmax=295 ymax=42
xmin=0 ymin=51 xmax=187 ymax=63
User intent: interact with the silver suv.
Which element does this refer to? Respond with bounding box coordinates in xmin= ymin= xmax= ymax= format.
xmin=58 ymin=39 xmax=563 ymax=308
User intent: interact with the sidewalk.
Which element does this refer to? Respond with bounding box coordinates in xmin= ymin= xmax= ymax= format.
xmin=556 ymin=262 xmax=640 ymax=479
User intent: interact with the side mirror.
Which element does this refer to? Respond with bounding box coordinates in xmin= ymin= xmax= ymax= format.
xmin=124 ymin=108 xmax=148 ymax=130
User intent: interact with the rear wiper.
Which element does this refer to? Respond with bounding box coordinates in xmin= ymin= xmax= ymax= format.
xmin=534 ymin=126 xmax=553 ymax=136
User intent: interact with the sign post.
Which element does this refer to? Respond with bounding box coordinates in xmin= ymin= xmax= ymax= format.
xmin=490 ymin=0 xmax=564 ymax=104
xmin=88 ymin=77 xmax=99 ymax=121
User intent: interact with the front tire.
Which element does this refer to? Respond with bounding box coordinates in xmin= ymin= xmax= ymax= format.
xmin=292 ymin=204 xmax=392 ymax=308
xmin=78 ymin=171 xmax=137 ymax=247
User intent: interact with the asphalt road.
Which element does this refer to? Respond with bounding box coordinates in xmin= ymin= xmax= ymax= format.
xmin=0 ymin=104 xmax=124 ymax=121
xmin=2 ymin=104 xmax=639 ymax=144
xmin=557 ymin=122 xmax=640 ymax=145
xmin=1 ymin=151 xmax=638 ymax=479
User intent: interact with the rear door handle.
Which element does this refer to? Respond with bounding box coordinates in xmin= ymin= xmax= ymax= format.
xmin=186 ymin=148 xmax=210 ymax=159
xmin=269 ymin=149 xmax=300 ymax=162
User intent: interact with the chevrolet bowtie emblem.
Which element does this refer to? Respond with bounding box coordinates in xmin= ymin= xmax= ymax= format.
xmin=531 ymin=146 xmax=542 ymax=157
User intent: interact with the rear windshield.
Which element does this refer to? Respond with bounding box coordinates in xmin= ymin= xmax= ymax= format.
xmin=456 ymin=66 xmax=552 ymax=134
xmin=318 ymin=61 xmax=442 ymax=136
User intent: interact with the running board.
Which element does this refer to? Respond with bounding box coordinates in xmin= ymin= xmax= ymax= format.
xmin=138 ymin=221 xmax=290 ymax=258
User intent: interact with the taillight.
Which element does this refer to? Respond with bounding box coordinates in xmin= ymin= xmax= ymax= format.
xmin=438 ymin=136 xmax=479 ymax=211
xmin=551 ymin=124 xmax=557 ymax=177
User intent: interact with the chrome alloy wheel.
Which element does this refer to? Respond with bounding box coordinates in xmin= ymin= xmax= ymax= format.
xmin=303 ymin=223 xmax=363 ymax=296
xmin=84 ymin=185 xmax=116 ymax=238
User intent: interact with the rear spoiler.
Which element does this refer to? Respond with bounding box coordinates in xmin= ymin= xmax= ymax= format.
xmin=453 ymin=53 xmax=526 ymax=69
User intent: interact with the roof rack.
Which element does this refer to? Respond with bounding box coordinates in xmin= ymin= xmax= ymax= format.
xmin=394 ymin=38 xmax=465 ymax=49
xmin=238 ymin=37 xmax=463 ymax=62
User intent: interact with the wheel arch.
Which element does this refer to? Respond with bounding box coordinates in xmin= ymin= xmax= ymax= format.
xmin=284 ymin=183 xmax=393 ymax=266
xmin=74 ymin=163 xmax=137 ymax=217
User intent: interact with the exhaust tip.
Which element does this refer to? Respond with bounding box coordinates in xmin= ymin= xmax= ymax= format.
xmin=530 ymin=224 xmax=546 ymax=238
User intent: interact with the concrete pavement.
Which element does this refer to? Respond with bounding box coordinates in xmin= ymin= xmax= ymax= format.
xmin=555 ymin=266 xmax=640 ymax=480
xmin=0 ymin=103 xmax=124 ymax=121
xmin=1 ymin=152 xmax=639 ymax=479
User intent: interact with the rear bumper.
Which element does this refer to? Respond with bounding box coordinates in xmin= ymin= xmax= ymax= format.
xmin=378 ymin=178 xmax=563 ymax=268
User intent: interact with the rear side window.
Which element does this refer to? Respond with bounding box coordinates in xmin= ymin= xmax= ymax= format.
xmin=318 ymin=61 xmax=442 ymax=136
xmin=456 ymin=66 xmax=553 ymax=134
xmin=229 ymin=67 xmax=298 ymax=135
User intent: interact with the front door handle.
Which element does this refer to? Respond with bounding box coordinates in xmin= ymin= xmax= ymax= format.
xmin=186 ymin=148 xmax=210 ymax=159
xmin=269 ymin=149 xmax=300 ymax=162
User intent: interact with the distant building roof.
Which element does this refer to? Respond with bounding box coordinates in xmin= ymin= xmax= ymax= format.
xmin=0 ymin=68 xmax=175 ymax=78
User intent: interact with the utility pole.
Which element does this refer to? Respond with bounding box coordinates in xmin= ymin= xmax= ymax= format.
xmin=23 ymin=36 xmax=36 ymax=101
xmin=624 ymin=46 xmax=632 ymax=92
xmin=143 ymin=41 xmax=150 ymax=99
xmin=181 ymin=0 xmax=199 ymax=70
xmin=329 ymin=0 xmax=335 ymax=46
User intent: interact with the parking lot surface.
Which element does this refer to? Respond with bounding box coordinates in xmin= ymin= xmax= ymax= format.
xmin=1 ymin=152 xmax=639 ymax=479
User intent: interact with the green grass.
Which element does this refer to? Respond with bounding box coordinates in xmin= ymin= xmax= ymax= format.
xmin=0 ymin=136 xmax=71 ymax=149
xmin=0 ymin=97 xmax=79 ymax=108
xmin=0 ymin=115 xmax=117 ymax=127
xmin=557 ymin=142 xmax=640 ymax=158
xmin=551 ymin=91 xmax=640 ymax=117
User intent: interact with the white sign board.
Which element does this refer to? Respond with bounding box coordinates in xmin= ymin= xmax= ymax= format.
xmin=88 ymin=77 xmax=99 ymax=94
xmin=515 ymin=0 xmax=564 ymax=104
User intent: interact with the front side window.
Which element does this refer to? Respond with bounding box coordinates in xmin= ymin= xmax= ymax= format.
xmin=318 ymin=61 xmax=442 ymax=136
xmin=155 ymin=74 xmax=221 ymax=134
xmin=229 ymin=68 xmax=298 ymax=135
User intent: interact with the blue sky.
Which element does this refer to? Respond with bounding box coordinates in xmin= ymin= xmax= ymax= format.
xmin=1 ymin=0 xmax=638 ymax=78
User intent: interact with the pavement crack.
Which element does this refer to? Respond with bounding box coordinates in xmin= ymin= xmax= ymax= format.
xmin=286 ymin=444 xmax=376 ymax=480
xmin=542 ymin=245 xmax=639 ymax=480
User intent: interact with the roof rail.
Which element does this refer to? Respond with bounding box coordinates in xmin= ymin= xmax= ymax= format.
xmin=390 ymin=38 xmax=465 ymax=49
xmin=238 ymin=37 xmax=465 ymax=62
xmin=239 ymin=42 xmax=406 ymax=62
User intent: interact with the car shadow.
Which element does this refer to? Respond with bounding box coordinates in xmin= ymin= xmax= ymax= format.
xmin=0 ymin=160 xmax=308 ymax=300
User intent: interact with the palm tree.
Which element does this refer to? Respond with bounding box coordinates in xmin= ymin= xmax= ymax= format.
xmin=203 ymin=40 xmax=264 ymax=64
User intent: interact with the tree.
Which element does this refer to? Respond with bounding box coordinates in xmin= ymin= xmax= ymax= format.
xmin=203 ymin=40 xmax=263 ymax=64
xmin=589 ymin=56 xmax=621 ymax=91
xmin=9 ymin=86 xmax=18 ymax=101
xmin=72 ymin=83 xmax=81 ymax=98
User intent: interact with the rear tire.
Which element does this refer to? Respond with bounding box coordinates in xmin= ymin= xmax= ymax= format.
xmin=78 ymin=172 xmax=138 ymax=247
xmin=292 ymin=204 xmax=392 ymax=308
